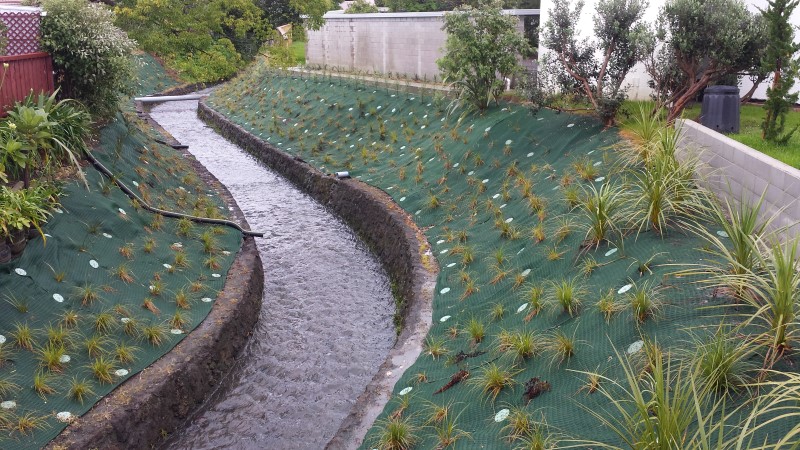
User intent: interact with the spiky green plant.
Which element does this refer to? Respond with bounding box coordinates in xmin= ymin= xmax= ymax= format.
xmin=89 ymin=356 xmax=116 ymax=384
xmin=686 ymin=326 xmax=757 ymax=395
xmin=626 ymin=280 xmax=663 ymax=323
xmin=424 ymin=336 xmax=448 ymax=360
xmin=579 ymin=181 xmax=627 ymax=248
xmin=545 ymin=329 xmax=579 ymax=366
xmin=577 ymin=348 xmax=736 ymax=449
xmin=468 ymin=363 xmax=519 ymax=402
xmin=464 ymin=317 xmax=485 ymax=344
xmin=627 ymin=145 xmax=704 ymax=235
xmin=10 ymin=322 xmax=35 ymax=351
xmin=548 ymin=277 xmax=586 ymax=317
xmin=374 ymin=416 xmax=418 ymax=450
xmin=68 ymin=377 xmax=95 ymax=404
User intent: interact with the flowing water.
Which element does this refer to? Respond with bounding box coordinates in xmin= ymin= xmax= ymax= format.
xmin=150 ymin=99 xmax=395 ymax=449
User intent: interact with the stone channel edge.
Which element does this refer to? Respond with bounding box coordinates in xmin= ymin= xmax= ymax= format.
xmin=197 ymin=100 xmax=437 ymax=450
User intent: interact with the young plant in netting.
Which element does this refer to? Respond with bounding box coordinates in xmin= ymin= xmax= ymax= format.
xmin=683 ymin=325 xmax=758 ymax=396
xmin=468 ymin=362 xmax=520 ymax=403
xmin=730 ymin=236 xmax=800 ymax=365
xmin=578 ymin=181 xmax=627 ymax=249
xmin=576 ymin=348 xmax=740 ymax=448
xmin=682 ymin=191 xmax=778 ymax=299
xmin=437 ymin=0 xmax=531 ymax=112
xmin=540 ymin=0 xmax=651 ymax=126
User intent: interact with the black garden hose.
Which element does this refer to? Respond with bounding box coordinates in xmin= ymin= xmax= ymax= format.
xmin=84 ymin=149 xmax=264 ymax=238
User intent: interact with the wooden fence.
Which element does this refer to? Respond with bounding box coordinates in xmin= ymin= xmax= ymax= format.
xmin=0 ymin=51 xmax=53 ymax=114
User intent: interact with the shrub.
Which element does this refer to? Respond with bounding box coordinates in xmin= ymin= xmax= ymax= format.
xmin=346 ymin=0 xmax=380 ymax=13
xmin=40 ymin=0 xmax=136 ymax=118
xmin=437 ymin=0 xmax=530 ymax=111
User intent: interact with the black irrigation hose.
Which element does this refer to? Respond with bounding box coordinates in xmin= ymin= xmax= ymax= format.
xmin=84 ymin=149 xmax=265 ymax=238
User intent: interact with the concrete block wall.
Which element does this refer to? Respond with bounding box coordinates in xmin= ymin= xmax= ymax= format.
xmin=677 ymin=119 xmax=800 ymax=236
xmin=306 ymin=10 xmax=537 ymax=80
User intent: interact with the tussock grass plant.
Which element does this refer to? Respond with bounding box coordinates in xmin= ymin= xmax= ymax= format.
xmin=490 ymin=303 xmax=506 ymax=321
xmin=0 ymin=375 xmax=18 ymax=398
xmin=10 ymin=322 xmax=35 ymax=351
xmin=683 ymin=192 xmax=776 ymax=298
xmin=374 ymin=416 xmax=418 ymax=450
xmin=685 ymin=325 xmax=757 ymax=395
xmin=39 ymin=343 xmax=66 ymax=372
xmin=732 ymin=237 xmax=800 ymax=364
xmin=626 ymin=280 xmax=664 ymax=323
xmin=433 ymin=409 xmax=471 ymax=448
xmin=33 ymin=370 xmax=56 ymax=399
xmin=500 ymin=406 xmax=532 ymax=442
xmin=523 ymin=285 xmax=545 ymax=320
xmin=68 ymin=377 xmax=95 ymax=404
xmin=141 ymin=322 xmax=168 ymax=346
xmin=82 ymin=334 xmax=109 ymax=358
xmin=548 ymin=277 xmax=586 ymax=317
xmin=425 ymin=336 xmax=448 ymax=360
xmin=545 ymin=329 xmax=580 ymax=366
xmin=89 ymin=356 xmax=116 ymax=384
xmin=464 ymin=317 xmax=485 ymax=344
xmin=596 ymin=290 xmax=624 ymax=323
xmin=12 ymin=412 xmax=49 ymax=436
xmin=627 ymin=145 xmax=705 ymax=236
xmin=114 ymin=342 xmax=138 ymax=364
xmin=468 ymin=362 xmax=520 ymax=402
xmin=507 ymin=329 xmax=541 ymax=361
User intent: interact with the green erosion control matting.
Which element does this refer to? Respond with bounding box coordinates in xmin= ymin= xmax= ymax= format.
xmin=208 ymin=64 xmax=797 ymax=448
xmin=132 ymin=52 xmax=181 ymax=99
xmin=0 ymin=66 xmax=239 ymax=448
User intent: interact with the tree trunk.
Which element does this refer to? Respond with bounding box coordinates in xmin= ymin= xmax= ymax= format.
xmin=740 ymin=73 xmax=767 ymax=103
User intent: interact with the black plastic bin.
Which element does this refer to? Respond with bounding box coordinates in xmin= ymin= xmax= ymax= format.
xmin=700 ymin=85 xmax=740 ymax=134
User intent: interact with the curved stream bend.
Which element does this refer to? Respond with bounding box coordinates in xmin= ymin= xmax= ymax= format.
xmin=150 ymin=99 xmax=395 ymax=449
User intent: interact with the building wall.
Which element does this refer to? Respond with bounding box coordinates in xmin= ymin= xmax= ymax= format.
xmin=306 ymin=10 xmax=537 ymax=80
xmin=538 ymin=0 xmax=800 ymax=101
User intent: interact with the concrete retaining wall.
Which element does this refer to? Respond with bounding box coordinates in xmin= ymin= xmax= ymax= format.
xmin=677 ymin=119 xmax=800 ymax=235
xmin=306 ymin=10 xmax=538 ymax=80
xmin=198 ymin=101 xmax=438 ymax=449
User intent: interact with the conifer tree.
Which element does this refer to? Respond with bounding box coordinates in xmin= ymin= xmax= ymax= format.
xmin=761 ymin=0 xmax=800 ymax=144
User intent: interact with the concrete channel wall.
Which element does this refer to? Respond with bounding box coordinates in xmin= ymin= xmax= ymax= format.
xmin=677 ymin=119 xmax=800 ymax=235
xmin=305 ymin=10 xmax=539 ymax=80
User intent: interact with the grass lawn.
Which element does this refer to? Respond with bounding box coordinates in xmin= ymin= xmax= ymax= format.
xmin=683 ymin=102 xmax=800 ymax=168
xmin=290 ymin=40 xmax=306 ymax=65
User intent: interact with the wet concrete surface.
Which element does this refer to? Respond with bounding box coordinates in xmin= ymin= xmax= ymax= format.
xmin=150 ymin=98 xmax=395 ymax=450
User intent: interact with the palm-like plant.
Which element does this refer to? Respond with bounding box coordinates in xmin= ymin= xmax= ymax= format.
xmin=579 ymin=348 xmax=737 ymax=449
xmin=579 ymin=181 xmax=627 ymax=248
xmin=733 ymin=237 xmax=800 ymax=364
xmin=685 ymin=325 xmax=757 ymax=395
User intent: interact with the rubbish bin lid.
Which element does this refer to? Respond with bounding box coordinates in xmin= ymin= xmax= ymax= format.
xmin=705 ymin=85 xmax=739 ymax=94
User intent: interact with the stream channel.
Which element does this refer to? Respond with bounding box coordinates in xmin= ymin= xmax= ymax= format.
xmin=150 ymin=98 xmax=396 ymax=449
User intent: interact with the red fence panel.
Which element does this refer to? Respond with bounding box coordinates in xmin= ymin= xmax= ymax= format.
xmin=0 ymin=9 xmax=41 ymax=56
xmin=0 ymin=52 xmax=54 ymax=115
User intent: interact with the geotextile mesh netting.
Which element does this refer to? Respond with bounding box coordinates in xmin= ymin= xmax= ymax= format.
xmin=207 ymin=64 xmax=796 ymax=449
xmin=0 ymin=57 xmax=240 ymax=449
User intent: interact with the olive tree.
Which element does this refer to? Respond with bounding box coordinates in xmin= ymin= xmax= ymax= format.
xmin=437 ymin=0 xmax=531 ymax=111
xmin=541 ymin=0 xmax=650 ymax=126
xmin=655 ymin=0 xmax=763 ymax=123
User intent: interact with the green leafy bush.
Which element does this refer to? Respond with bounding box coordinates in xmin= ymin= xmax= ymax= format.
xmin=39 ymin=0 xmax=136 ymax=119
xmin=437 ymin=0 xmax=530 ymax=111
xmin=346 ymin=0 xmax=380 ymax=13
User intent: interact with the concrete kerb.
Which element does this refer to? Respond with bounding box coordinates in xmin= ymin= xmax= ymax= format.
xmin=46 ymin=107 xmax=265 ymax=450
xmin=197 ymin=100 xmax=438 ymax=450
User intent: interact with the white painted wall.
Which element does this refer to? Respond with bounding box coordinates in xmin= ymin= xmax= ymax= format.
xmin=539 ymin=0 xmax=800 ymax=101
